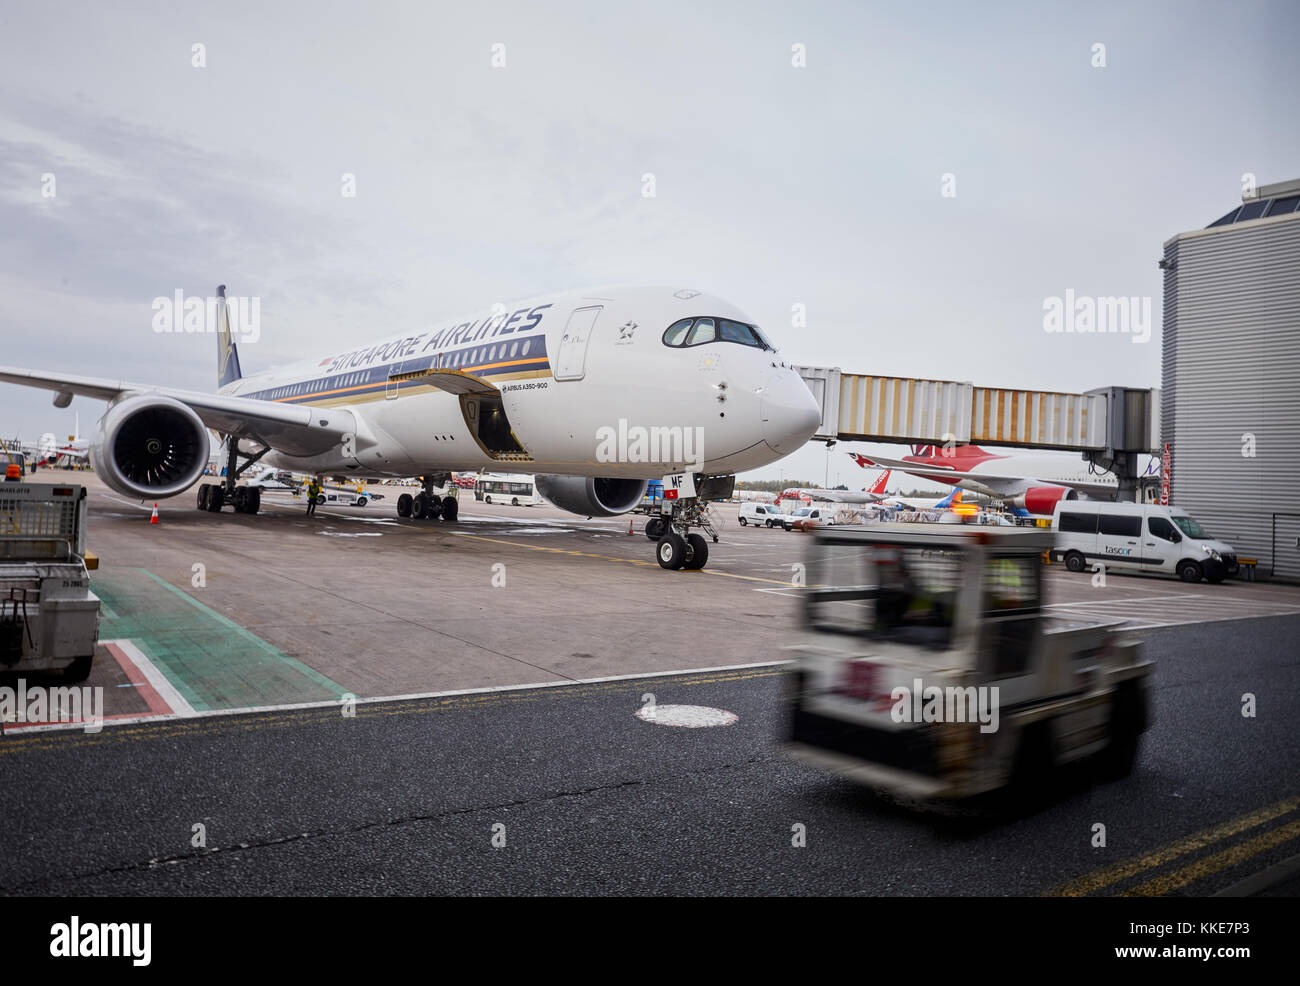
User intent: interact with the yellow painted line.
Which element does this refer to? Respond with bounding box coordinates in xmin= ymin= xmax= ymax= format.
xmin=441 ymin=531 xmax=800 ymax=586
xmin=1123 ymin=817 xmax=1300 ymax=897
xmin=1047 ymin=795 xmax=1300 ymax=896
xmin=0 ymin=667 xmax=784 ymax=755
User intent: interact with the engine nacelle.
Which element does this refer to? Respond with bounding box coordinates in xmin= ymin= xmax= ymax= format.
xmin=1007 ymin=485 xmax=1078 ymax=515
xmin=90 ymin=395 xmax=210 ymax=499
xmin=534 ymin=475 xmax=648 ymax=517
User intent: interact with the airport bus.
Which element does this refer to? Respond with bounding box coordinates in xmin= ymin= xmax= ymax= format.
xmin=475 ymin=473 xmax=537 ymax=506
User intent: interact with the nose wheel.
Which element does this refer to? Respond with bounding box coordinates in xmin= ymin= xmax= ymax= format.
xmin=650 ymin=495 xmax=720 ymax=570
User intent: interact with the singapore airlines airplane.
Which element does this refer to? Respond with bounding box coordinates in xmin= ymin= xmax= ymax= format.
xmin=0 ymin=285 xmax=822 ymax=570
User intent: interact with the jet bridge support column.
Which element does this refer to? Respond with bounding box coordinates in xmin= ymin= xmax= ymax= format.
xmin=1082 ymin=387 xmax=1161 ymax=503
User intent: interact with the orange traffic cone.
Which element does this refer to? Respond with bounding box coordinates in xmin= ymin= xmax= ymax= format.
xmin=628 ymin=516 xmax=634 ymax=535
xmin=150 ymin=503 xmax=159 ymax=525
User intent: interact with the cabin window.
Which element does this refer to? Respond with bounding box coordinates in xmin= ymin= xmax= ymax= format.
xmin=1099 ymin=514 xmax=1141 ymax=537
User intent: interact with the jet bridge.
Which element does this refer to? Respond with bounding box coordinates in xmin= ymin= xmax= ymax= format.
xmin=796 ymin=367 xmax=1160 ymax=501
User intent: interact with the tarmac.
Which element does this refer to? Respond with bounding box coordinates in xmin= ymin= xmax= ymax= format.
xmin=6 ymin=468 xmax=1299 ymax=728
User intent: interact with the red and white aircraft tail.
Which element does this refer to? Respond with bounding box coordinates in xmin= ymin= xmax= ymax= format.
xmin=848 ymin=443 xmax=1129 ymax=516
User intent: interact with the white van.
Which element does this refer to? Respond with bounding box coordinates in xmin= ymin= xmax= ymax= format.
xmin=1051 ymin=502 xmax=1238 ymax=583
xmin=738 ymin=502 xmax=785 ymax=527
xmin=781 ymin=506 xmax=836 ymax=531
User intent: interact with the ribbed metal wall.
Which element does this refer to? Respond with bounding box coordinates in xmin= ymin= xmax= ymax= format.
xmin=1162 ymin=211 xmax=1300 ymax=578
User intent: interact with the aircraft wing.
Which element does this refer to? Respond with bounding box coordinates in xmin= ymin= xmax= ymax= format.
xmin=855 ymin=452 xmax=1117 ymax=500
xmin=0 ymin=366 xmax=355 ymax=458
xmin=49 ymin=446 xmax=90 ymax=460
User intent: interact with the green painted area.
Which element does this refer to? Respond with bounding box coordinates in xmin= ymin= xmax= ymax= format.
xmin=92 ymin=567 xmax=348 ymax=711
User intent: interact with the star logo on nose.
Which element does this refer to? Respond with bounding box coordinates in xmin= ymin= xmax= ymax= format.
xmin=619 ymin=321 xmax=637 ymax=339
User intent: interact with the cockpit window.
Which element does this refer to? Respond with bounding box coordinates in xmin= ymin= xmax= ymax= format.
xmin=718 ymin=319 xmax=752 ymax=344
xmin=663 ymin=318 xmax=693 ymax=346
xmin=686 ymin=318 xmax=716 ymax=345
xmin=662 ymin=316 xmax=774 ymax=351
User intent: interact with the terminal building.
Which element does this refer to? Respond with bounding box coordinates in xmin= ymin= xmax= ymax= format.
xmin=1161 ymin=177 xmax=1300 ymax=580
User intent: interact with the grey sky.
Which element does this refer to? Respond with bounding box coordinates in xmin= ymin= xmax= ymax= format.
xmin=1 ymin=0 xmax=1297 ymax=488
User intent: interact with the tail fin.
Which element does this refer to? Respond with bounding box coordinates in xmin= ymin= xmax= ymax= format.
xmin=216 ymin=284 xmax=243 ymax=389
xmin=935 ymin=488 xmax=961 ymax=508
xmin=867 ymin=469 xmax=890 ymax=495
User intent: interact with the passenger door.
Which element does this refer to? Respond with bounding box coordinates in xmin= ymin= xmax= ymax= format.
xmin=554 ymin=306 xmax=603 ymax=381
xmin=1143 ymin=514 xmax=1182 ymax=573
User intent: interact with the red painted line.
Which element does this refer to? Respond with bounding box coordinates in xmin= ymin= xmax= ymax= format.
xmin=106 ymin=641 xmax=174 ymax=717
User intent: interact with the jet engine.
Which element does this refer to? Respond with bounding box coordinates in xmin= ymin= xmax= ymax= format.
xmin=1007 ymin=486 xmax=1078 ymax=515
xmin=89 ymin=394 xmax=210 ymax=499
xmin=534 ymin=475 xmax=648 ymax=517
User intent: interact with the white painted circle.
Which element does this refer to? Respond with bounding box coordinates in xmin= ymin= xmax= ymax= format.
xmin=635 ymin=704 xmax=738 ymax=728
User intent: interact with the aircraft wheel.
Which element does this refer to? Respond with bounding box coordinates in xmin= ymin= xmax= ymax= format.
xmin=411 ymin=493 xmax=429 ymax=519
xmin=645 ymin=517 xmax=666 ymax=540
xmin=397 ymin=493 xmax=413 ymax=518
xmin=246 ymin=488 xmax=261 ymax=515
xmin=683 ymin=533 xmax=709 ymax=570
xmin=233 ymin=487 xmax=248 ymax=513
xmin=1064 ymin=551 xmax=1086 ymax=573
xmin=442 ymin=497 xmax=459 ymax=522
xmin=657 ymin=533 xmax=686 ymax=570
xmin=198 ymin=485 xmax=210 ymax=510
xmin=207 ymin=487 xmax=225 ymax=512
xmin=426 ymin=496 xmax=444 ymax=520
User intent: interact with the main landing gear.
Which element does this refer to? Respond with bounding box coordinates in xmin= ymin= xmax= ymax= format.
xmin=644 ymin=475 xmax=731 ymax=571
xmin=196 ymin=438 xmax=267 ymax=515
xmin=396 ymin=475 xmax=459 ymax=523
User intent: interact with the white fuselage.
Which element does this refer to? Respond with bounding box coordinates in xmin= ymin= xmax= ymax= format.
xmin=223 ymin=286 xmax=821 ymax=481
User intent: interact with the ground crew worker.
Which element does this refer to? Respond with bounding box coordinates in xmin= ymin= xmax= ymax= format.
xmin=306 ymin=477 xmax=321 ymax=515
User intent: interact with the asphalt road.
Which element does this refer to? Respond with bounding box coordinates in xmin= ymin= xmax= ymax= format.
xmin=3 ymin=613 xmax=1296 ymax=896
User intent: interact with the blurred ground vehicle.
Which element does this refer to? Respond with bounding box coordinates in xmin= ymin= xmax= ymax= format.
xmin=785 ymin=523 xmax=1152 ymax=801
xmin=0 ymin=482 xmax=99 ymax=681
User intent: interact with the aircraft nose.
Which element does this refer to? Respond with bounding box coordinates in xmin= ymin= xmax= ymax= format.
xmin=760 ymin=369 xmax=822 ymax=454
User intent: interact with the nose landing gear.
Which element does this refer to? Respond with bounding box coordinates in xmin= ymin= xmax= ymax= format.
xmin=647 ymin=473 xmax=732 ymax=571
